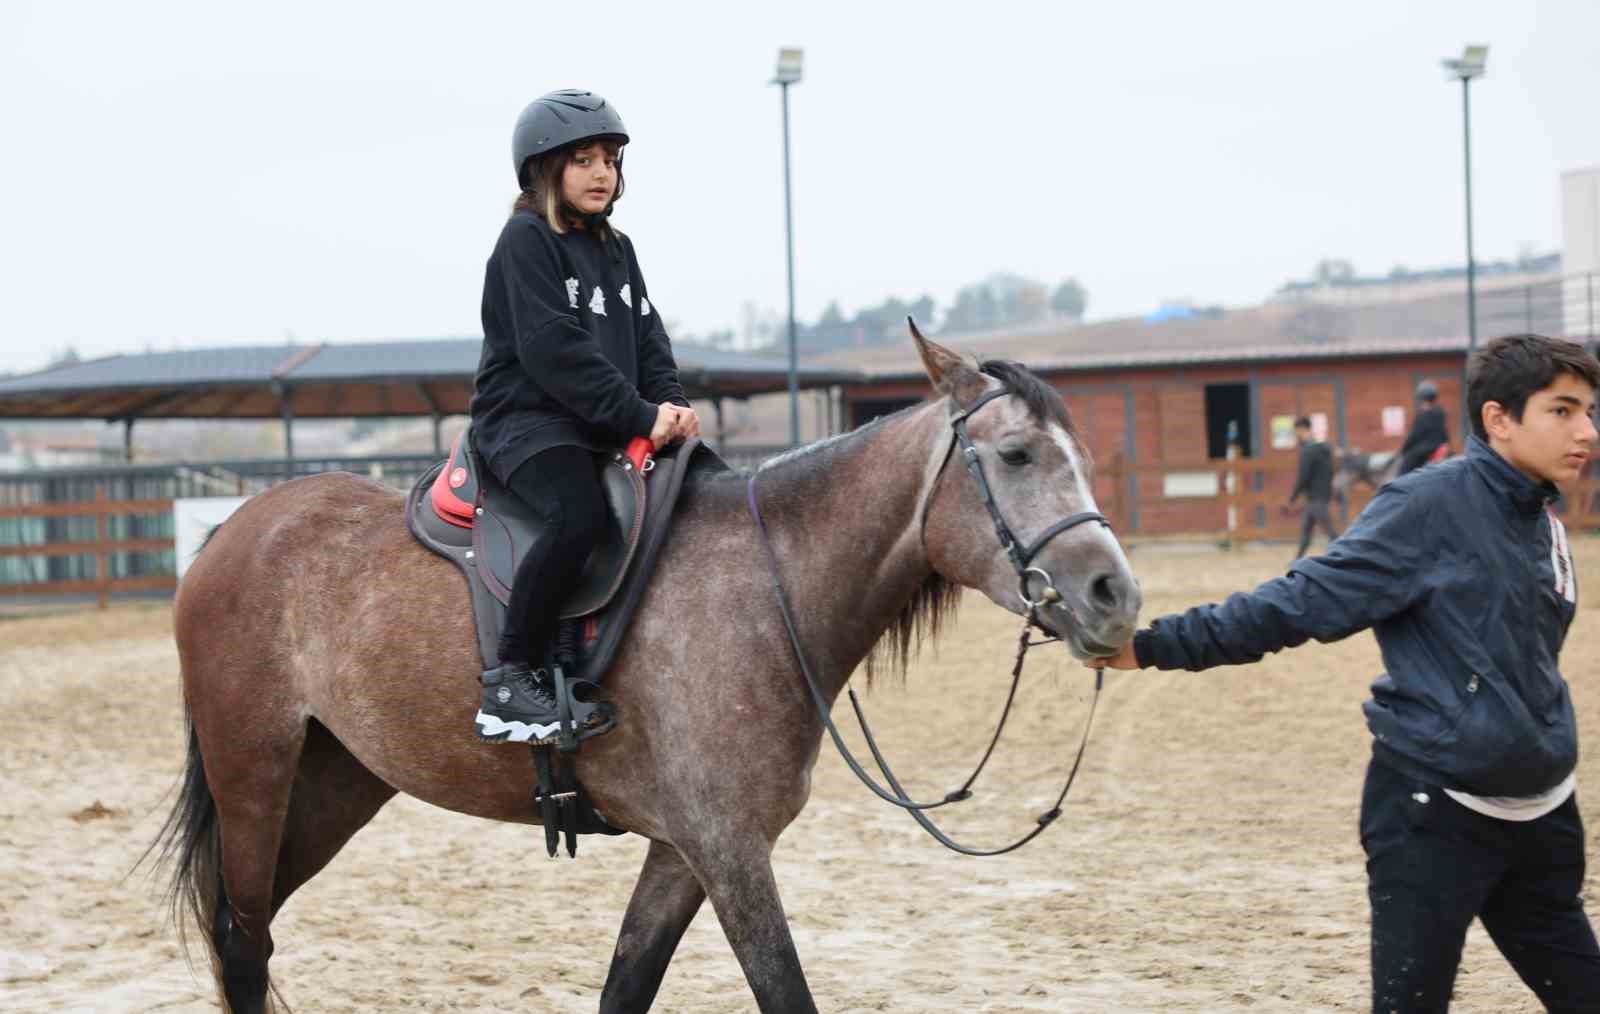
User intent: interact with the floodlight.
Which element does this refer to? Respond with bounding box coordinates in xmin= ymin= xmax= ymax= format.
xmin=774 ymin=47 xmax=804 ymax=85
xmin=1442 ymin=44 xmax=1488 ymax=81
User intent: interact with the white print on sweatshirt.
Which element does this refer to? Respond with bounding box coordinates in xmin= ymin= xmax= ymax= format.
xmin=589 ymin=286 xmax=607 ymax=316
xmin=618 ymin=283 xmax=632 ymax=309
xmin=565 ymin=278 xmax=580 ymax=309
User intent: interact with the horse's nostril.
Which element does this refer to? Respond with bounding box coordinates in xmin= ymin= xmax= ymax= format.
xmin=1090 ymin=573 xmax=1120 ymax=609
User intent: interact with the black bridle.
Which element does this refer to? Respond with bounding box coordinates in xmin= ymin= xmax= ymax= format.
xmin=942 ymin=387 xmax=1111 ymax=611
xmin=746 ymin=387 xmax=1113 ymax=856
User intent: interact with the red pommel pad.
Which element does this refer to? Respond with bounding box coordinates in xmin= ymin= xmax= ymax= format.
xmin=429 ymin=435 xmax=476 ymax=529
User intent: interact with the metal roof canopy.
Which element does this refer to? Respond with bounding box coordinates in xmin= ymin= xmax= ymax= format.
xmin=0 ymin=339 xmax=859 ymax=420
xmin=0 ymin=338 xmax=861 ymax=460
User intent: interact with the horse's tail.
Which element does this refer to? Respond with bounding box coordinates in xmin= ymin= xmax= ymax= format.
xmin=148 ymin=718 xmax=231 ymax=1001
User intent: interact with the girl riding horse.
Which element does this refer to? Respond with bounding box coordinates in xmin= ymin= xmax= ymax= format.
xmin=469 ymin=89 xmax=699 ymax=743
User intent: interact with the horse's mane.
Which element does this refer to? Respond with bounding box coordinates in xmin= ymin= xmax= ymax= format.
xmin=863 ymin=358 xmax=1072 ymax=683
xmin=863 ymin=570 xmax=962 ymax=684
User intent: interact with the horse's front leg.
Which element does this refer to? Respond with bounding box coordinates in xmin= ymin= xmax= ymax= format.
xmin=599 ymin=839 xmax=707 ymax=1013
xmin=676 ymin=829 xmax=817 ymax=1014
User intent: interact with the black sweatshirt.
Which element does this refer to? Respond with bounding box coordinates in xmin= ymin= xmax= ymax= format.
xmin=1290 ymin=440 xmax=1334 ymax=503
xmin=469 ymin=211 xmax=688 ymax=483
xmin=1399 ymin=404 xmax=1448 ymax=464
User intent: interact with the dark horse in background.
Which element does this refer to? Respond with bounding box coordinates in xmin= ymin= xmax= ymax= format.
xmin=150 ymin=328 xmax=1141 ymax=1013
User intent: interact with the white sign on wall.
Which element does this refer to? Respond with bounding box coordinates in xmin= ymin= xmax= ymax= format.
xmin=1163 ymin=471 xmax=1221 ymax=498
xmin=1382 ymin=406 xmax=1407 ymax=437
xmin=173 ymin=497 xmax=249 ymax=579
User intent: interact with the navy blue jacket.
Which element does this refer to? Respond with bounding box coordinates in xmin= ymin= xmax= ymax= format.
xmin=1135 ymin=437 xmax=1579 ymax=797
xmin=470 ymin=212 xmax=688 ymax=483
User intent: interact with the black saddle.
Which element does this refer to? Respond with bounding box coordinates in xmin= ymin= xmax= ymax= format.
xmin=405 ymin=425 xmax=716 ymax=681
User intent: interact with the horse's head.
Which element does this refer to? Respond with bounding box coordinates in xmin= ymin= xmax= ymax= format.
xmin=910 ymin=321 xmax=1141 ymax=659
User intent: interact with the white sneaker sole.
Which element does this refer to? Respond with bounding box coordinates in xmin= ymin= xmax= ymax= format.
xmin=474 ymin=710 xmax=562 ymax=743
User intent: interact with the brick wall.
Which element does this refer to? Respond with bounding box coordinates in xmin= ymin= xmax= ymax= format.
xmin=841 ymin=353 xmax=1480 ymax=538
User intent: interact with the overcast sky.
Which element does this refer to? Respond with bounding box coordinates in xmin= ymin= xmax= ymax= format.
xmin=3 ymin=0 xmax=1598 ymax=375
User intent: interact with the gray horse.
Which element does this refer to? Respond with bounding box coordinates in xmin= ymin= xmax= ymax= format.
xmin=153 ymin=326 xmax=1141 ymax=1013
xmin=1331 ymin=448 xmax=1401 ymax=503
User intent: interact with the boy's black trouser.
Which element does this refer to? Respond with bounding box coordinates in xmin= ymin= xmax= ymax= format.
xmin=495 ymin=445 xmax=607 ymax=668
xmin=1295 ymin=497 xmax=1341 ymax=559
xmin=1360 ymin=757 xmax=1600 ymax=1013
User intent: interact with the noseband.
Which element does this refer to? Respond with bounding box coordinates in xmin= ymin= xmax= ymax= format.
xmin=747 ymin=386 xmax=1116 ymax=857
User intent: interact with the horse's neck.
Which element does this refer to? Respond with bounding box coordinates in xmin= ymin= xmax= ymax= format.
xmin=741 ymin=407 xmax=943 ymax=695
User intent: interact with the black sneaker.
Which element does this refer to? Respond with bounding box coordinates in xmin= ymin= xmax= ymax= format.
xmin=474 ymin=665 xmax=565 ymax=744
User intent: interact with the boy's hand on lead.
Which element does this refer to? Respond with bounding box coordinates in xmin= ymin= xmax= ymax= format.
xmin=1086 ymin=640 xmax=1140 ymax=671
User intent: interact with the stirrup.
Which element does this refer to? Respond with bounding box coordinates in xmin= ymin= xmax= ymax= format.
xmin=550 ymin=664 xmax=616 ymax=753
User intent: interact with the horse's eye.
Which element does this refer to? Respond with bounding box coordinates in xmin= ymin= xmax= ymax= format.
xmin=999 ymin=447 xmax=1030 ymax=467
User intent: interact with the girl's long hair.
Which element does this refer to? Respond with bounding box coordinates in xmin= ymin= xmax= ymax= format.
xmin=513 ymin=138 xmax=625 ymax=243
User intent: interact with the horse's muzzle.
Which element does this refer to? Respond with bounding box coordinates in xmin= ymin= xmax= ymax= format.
xmin=1034 ymin=566 xmax=1140 ymax=660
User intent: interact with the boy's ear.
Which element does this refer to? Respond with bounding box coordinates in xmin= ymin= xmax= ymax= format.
xmin=1480 ymin=399 xmax=1513 ymax=442
xmin=908 ymin=317 xmax=986 ymax=405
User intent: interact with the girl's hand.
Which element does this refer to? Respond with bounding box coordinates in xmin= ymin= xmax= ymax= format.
xmin=674 ymin=406 xmax=701 ymax=441
xmin=649 ymin=404 xmax=682 ymax=451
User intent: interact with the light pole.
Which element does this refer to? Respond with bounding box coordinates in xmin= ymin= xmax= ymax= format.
xmin=1442 ymin=45 xmax=1488 ymax=360
xmin=772 ymin=47 xmax=803 ymax=446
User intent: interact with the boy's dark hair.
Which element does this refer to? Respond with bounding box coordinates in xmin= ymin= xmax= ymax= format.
xmin=1467 ymin=333 xmax=1600 ymax=440
xmin=1294 ymin=416 xmax=1312 ymax=430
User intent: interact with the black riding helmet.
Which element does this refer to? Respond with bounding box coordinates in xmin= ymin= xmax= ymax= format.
xmin=512 ymin=89 xmax=629 ymax=188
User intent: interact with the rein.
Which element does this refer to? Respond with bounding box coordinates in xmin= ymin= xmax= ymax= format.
xmin=746 ymin=388 xmax=1111 ymax=856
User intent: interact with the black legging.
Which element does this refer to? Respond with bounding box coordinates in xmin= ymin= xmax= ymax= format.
xmin=495 ymin=445 xmax=608 ymax=668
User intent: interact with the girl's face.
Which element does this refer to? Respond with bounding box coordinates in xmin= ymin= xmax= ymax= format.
xmin=561 ymin=143 xmax=619 ymax=217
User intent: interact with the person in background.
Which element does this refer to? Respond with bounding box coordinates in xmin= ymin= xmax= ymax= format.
xmin=1397 ymin=380 xmax=1449 ymax=475
xmin=1287 ymin=415 xmax=1340 ymax=560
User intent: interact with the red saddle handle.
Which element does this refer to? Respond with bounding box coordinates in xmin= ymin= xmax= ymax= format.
xmin=625 ymin=436 xmax=654 ymax=474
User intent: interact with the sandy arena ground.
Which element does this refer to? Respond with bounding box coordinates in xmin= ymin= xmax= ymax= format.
xmin=2 ymin=542 xmax=1597 ymax=1012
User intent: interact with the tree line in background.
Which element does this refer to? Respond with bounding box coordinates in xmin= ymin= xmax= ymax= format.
xmin=676 ymin=273 xmax=1088 ymax=355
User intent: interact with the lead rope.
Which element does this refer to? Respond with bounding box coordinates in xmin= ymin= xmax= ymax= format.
xmin=747 ymin=472 xmax=1105 ymax=857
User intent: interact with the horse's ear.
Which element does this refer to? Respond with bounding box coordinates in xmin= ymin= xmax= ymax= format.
xmin=908 ymin=317 xmax=985 ymax=404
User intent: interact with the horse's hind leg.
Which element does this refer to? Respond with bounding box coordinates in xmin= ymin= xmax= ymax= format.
xmin=193 ymin=711 xmax=306 ymax=1013
xmin=271 ymin=719 xmax=397 ymax=916
xmin=600 ymin=840 xmax=708 ymax=1013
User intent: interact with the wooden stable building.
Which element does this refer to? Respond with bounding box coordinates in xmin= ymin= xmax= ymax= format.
xmin=840 ymin=337 xmax=1494 ymax=539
